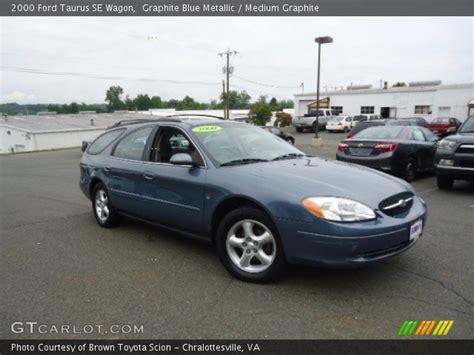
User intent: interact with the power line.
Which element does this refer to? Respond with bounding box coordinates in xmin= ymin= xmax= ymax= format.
xmin=0 ymin=66 xmax=221 ymax=86
xmin=233 ymin=75 xmax=300 ymax=89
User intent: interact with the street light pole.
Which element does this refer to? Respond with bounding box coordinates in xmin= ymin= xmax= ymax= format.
xmin=313 ymin=36 xmax=333 ymax=139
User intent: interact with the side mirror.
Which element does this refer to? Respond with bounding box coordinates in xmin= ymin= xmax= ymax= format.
xmin=170 ymin=153 xmax=194 ymax=166
xmin=446 ymin=126 xmax=457 ymax=134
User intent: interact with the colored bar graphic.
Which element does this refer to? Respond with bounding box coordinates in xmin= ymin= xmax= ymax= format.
xmin=398 ymin=320 xmax=453 ymax=336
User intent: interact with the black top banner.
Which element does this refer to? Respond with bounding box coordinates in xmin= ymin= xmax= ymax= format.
xmin=2 ymin=0 xmax=473 ymax=16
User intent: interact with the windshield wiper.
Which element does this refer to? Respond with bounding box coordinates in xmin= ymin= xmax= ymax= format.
xmin=272 ymin=153 xmax=306 ymax=161
xmin=220 ymin=158 xmax=269 ymax=167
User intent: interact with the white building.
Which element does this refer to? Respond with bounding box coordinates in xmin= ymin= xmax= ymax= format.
xmin=0 ymin=112 xmax=141 ymax=154
xmin=294 ymin=82 xmax=474 ymax=122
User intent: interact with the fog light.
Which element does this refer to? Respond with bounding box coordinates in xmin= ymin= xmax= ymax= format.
xmin=439 ymin=159 xmax=454 ymax=166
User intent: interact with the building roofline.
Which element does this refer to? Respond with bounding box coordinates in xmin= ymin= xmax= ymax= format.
xmin=294 ymin=83 xmax=474 ymax=97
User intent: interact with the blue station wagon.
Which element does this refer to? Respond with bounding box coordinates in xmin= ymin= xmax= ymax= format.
xmin=80 ymin=115 xmax=427 ymax=282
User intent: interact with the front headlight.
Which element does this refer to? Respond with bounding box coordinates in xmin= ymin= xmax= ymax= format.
xmin=437 ymin=139 xmax=457 ymax=150
xmin=302 ymin=197 xmax=376 ymax=222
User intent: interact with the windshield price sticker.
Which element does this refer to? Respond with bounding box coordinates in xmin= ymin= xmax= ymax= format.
xmin=192 ymin=125 xmax=223 ymax=133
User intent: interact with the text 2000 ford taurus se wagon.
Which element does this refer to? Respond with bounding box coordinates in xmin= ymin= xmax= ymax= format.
xmin=79 ymin=116 xmax=427 ymax=282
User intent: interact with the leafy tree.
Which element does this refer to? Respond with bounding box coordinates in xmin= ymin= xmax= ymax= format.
xmin=151 ymin=96 xmax=163 ymax=108
xmin=124 ymin=95 xmax=136 ymax=111
xmin=105 ymin=85 xmax=125 ymax=111
xmin=269 ymin=97 xmax=278 ymax=107
xmin=249 ymin=102 xmax=273 ymax=126
xmin=257 ymin=95 xmax=268 ymax=104
xmin=135 ymin=94 xmax=152 ymax=111
xmin=220 ymin=90 xmax=252 ymax=109
xmin=274 ymin=112 xmax=293 ymax=127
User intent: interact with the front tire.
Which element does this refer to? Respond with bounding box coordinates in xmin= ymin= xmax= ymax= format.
xmin=92 ymin=183 xmax=120 ymax=228
xmin=295 ymin=127 xmax=303 ymax=133
xmin=437 ymin=175 xmax=454 ymax=190
xmin=215 ymin=207 xmax=287 ymax=283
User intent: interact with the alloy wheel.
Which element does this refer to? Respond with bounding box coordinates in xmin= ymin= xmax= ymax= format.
xmin=95 ymin=189 xmax=110 ymax=223
xmin=226 ymin=219 xmax=276 ymax=273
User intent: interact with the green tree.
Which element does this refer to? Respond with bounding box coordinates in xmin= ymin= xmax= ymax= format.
xmin=135 ymin=94 xmax=152 ymax=111
xmin=151 ymin=96 xmax=163 ymax=108
xmin=257 ymin=95 xmax=267 ymax=104
xmin=105 ymin=85 xmax=125 ymax=111
xmin=124 ymin=95 xmax=136 ymax=111
xmin=269 ymin=97 xmax=278 ymax=108
xmin=249 ymin=102 xmax=273 ymax=126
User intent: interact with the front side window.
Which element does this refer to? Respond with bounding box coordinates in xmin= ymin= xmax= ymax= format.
xmin=361 ymin=106 xmax=375 ymax=114
xmin=192 ymin=123 xmax=303 ymax=166
xmin=411 ymin=128 xmax=426 ymax=141
xmin=88 ymin=128 xmax=125 ymax=155
xmin=459 ymin=117 xmax=474 ymax=133
xmin=421 ymin=127 xmax=439 ymax=142
xmin=113 ymin=126 xmax=154 ymax=161
xmin=150 ymin=127 xmax=204 ymax=166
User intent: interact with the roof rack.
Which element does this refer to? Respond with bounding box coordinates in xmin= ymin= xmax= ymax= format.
xmin=109 ymin=117 xmax=181 ymax=128
xmin=165 ymin=113 xmax=225 ymax=120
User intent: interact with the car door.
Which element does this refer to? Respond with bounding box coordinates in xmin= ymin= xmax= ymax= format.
xmin=106 ymin=125 xmax=157 ymax=215
xmin=137 ymin=125 xmax=207 ymax=235
xmin=410 ymin=127 xmax=436 ymax=169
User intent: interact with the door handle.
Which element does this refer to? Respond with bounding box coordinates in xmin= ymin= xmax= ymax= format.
xmin=143 ymin=172 xmax=155 ymax=180
xmin=104 ymin=165 xmax=111 ymax=173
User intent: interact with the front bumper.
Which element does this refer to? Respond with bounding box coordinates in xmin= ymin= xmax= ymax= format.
xmin=435 ymin=151 xmax=474 ymax=180
xmin=275 ymin=196 xmax=427 ymax=267
xmin=435 ymin=164 xmax=474 ymax=180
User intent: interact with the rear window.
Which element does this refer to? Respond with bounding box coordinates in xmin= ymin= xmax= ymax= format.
xmin=87 ymin=128 xmax=125 ymax=155
xmin=432 ymin=117 xmax=450 ymax=124
xmin=351 ymin=121 xmax=384 ymax=135
xmin=354 ymin=126 xmax=404 ymax=139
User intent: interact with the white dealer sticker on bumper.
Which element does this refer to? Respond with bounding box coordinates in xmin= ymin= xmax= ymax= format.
xmin=410 ymin=219 xmax=423 ymax=242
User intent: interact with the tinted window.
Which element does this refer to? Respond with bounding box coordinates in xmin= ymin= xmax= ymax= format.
xmin=459 ymin=117 xmax=474 ymax=133
xmin=351 ymin=121 xmax=384 ymax=135
xmin=421 ymin=127 xmax=439 ymax=142
xmin=411 ymin=128 xmax=426 ymax=141
xmin=113 ymin=126 xmax=154 ymax=161
xmin=355 ymin=126 xmax=404 ymax=139
xmin=88 ymin=129 xmax=125 ymax=155
xmin=432 ymin=117 xmax=450 ymax=124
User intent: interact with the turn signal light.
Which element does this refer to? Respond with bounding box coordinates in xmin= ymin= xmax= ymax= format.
xmin=374 ymin=142 xmax=398 ymax=153
xmin=337 ymin=143 xmax=348 ymax=152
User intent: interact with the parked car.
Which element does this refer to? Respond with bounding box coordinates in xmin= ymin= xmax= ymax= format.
xmin=427 ymin=117 xmax=462 ymax=137
xmin=353 ymin=114 xmax=382 ymax=121
xmin=80 ymin=115 xmax=427 ymax=282
xmin=260 ymin=126 xmax=295 ymax=144
xmin=398 ymin=117 xmax=428 ymax=127
xmin=326 ymin=116 xmax=355 ymax=133
xmin=435 ymin=115 xmax=474 ymax=189
xmin=337 ymin=125 xmax=439 ymax=181
xmin=347 ymin=118 xmax=424 ymax=138
xmin=293 ymin=108 xmax=337 ymax=132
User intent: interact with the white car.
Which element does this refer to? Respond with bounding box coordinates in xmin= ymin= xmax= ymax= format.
xmin=326 ymin=116 xmax=355 ymax=133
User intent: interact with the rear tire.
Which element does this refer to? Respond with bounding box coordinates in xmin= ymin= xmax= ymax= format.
xmin=92 ymin=183 xmax=120 ymax=228
xmin=215 ymin=207 xmax=287 ymax=283
xmin=287 ymin=138 xmax=295 ymax=145
xmin=403 ymin=158 xmax=417 ymax=182
xmin=437 ymin=175 xmax=454 ymax=190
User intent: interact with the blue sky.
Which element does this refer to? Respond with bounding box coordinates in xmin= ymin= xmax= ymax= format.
xmin=1 ymin=17 xmax=472 ymax=103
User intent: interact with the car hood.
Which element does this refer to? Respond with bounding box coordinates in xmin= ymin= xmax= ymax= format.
xmin=228 ymin=157 xmax=413 ymax=208
xmin=444 ymin=133 xmax=474 ymax=143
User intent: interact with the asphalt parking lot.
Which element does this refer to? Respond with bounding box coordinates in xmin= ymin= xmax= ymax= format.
xmin=1 ymin=130 xmax=473 ymax=339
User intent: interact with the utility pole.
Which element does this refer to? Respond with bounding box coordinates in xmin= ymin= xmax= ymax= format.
xmin=218 ymin=49 xmax=238 ymax=119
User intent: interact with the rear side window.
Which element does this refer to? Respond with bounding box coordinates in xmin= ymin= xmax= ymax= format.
xmin=88 ymin=129 xmax=125 ymax=155
xmin=113 ymin=126 xmax=154 ymax=161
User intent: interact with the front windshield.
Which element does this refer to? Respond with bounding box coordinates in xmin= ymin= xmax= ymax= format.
xmin=459 ymin=117 xmax=474 ymax=133
xmin=191 ymin=123 xmax=304 ymax=166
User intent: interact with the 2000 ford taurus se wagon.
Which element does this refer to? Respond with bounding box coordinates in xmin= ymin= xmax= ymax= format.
xmin=80 ymin=115 xmax=427 ymax=282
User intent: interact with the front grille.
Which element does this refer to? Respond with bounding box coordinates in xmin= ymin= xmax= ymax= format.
xmin=379 ymin=192 xmax=414 ymax=217
xmin=459 ymin=160 xmax=474 ymax=168
xmin=456 ymin=144 xmax=474 ymax=154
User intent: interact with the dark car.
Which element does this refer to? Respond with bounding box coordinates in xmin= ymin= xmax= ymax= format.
xmin=347 ymin=118 xmax=427 ymax=138
xmin=435 ymin=116 xmax=474 ymax=189
xmin=80 ymin=115 xmax=427 ymax=282
xmin=260 ymin=126 xmax=295 ymax=144
xmin=337 ymin=125 xmax=439 ymax=181
xmin=427 ymin=117 xmax=462 ymax=137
